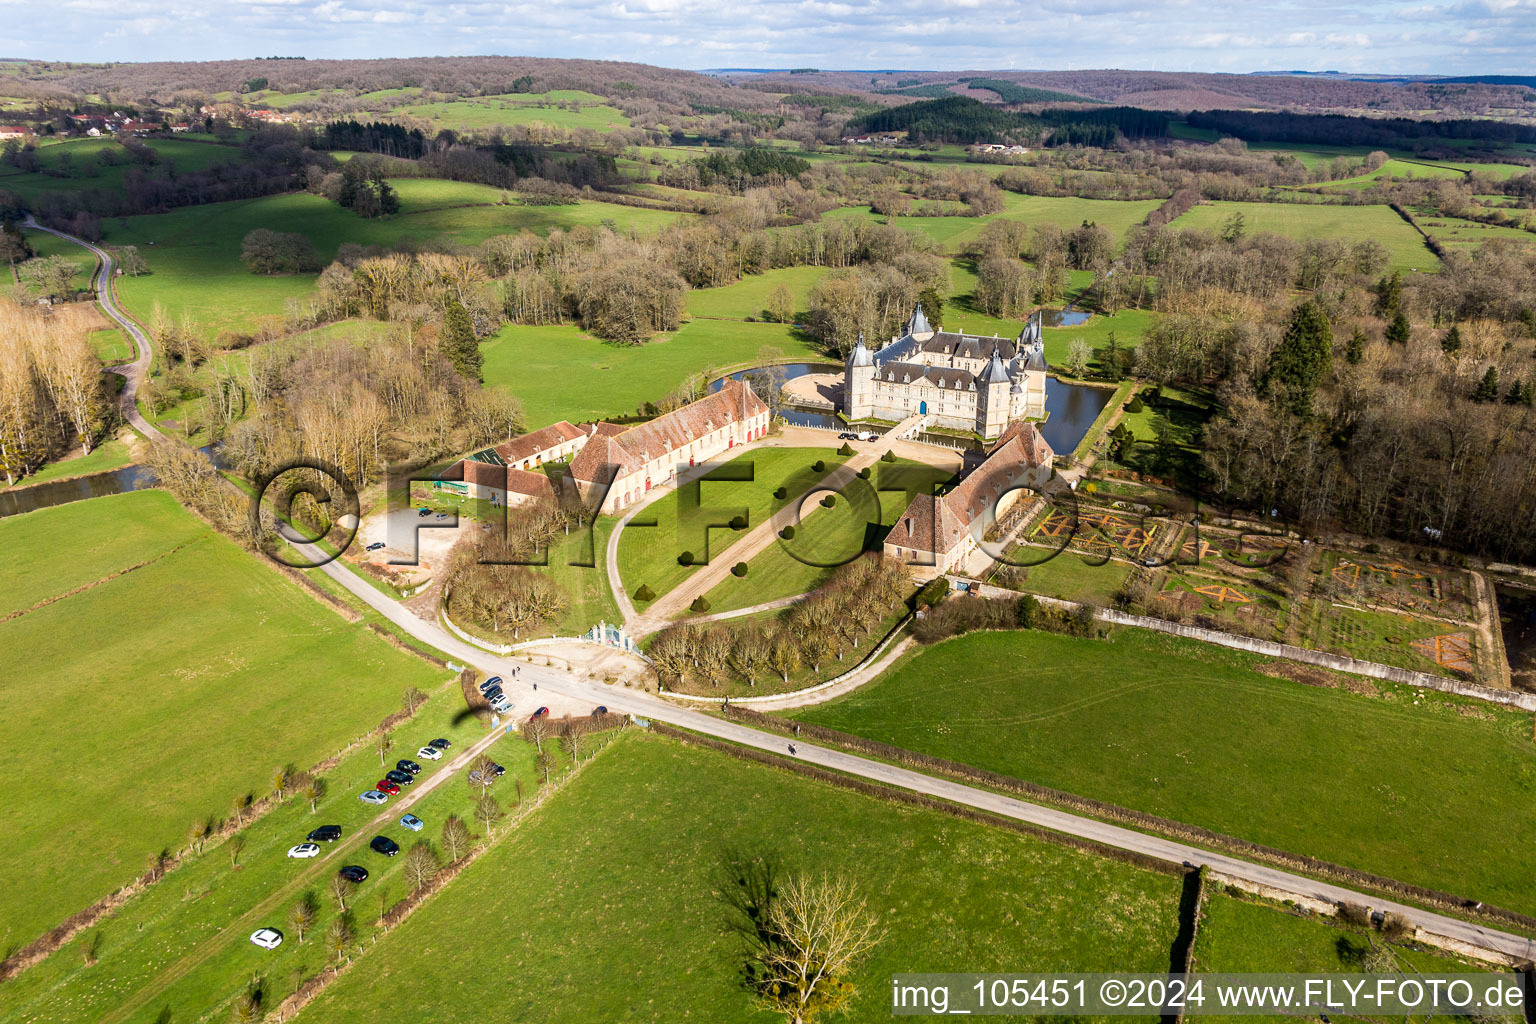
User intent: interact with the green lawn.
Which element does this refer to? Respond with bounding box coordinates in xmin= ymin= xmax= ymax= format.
xmin=89 ymin=326 xmax=135 ymax=363
xmin=702 ymin=456 xmax=956 ymax=612
xmin=618 ymin=446 xmax=854 ymax=604
xmin=1417 ymin=214 xmax=1536 ymax=253
xmin=825 ymin=194 xmax=1163 ymax=253
xmin=991 ymin=549 xmax=1132 ymax=605
xmin=0 ymin=684 xmax=535 ymax=1024
xmin=0 ymin=138 xmax=243 ymax=202
xmin=1170 ymin=202 xmax=1439 ymax=273
xmin=299 ymin=731 xmax=1185 ymax=1023
xmin=481 ymin=319 xmax=824 ymax=426
xmin=684 ymin=265 xmax=831 ymax=320
xmin=0 ymin=490 xmax=450 ymax=949
xmin=795 ymin=628 xmax=1536 ymax=915
xmin=391 ymin=94 xmax=630 ymax=132
xmin=102 ymin=189 xmax=692 ymax=335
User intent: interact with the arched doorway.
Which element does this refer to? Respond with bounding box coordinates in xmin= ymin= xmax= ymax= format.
xmin=919 ymin=400 xmax=927 ymax=415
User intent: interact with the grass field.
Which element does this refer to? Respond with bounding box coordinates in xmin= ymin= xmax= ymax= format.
xmin=0 ymin=490 xmax=450 ymax=948
xmin=683 ymin=265 xmax=831 ymax=320
xmin=701 ymin=456 xmax=957 ymax=612
xmin=1170 ymin=202 xmax=1439 ymax=273
xmin=1194 ymin=892 xmax=1483 ymax=986
xmin=1308 ymin=158 xmax=1468 ymax=191
xmin=299 ymin=731 xmax=1185 ymax=1023
xmin=1418 ymin=214 xmax=1536 ymax=252
xmin=391 ymin=94 xmax=630 ymax=132
xmin=0 ymin=138 xmax=242 ymax=201
xmin=481 ymin=319 xmax=824 ymax=426
xmin=794 ymin=627 xmax=1536 ymax=915
xmin=0 ymin=684 xmax=534 ymax=1024
xmin=102 ymin=186 xmax=692 ymax=335
xmin=618 ymin=445 xmax=857 ymax=603
xmin=826 ymin=194 xmax=1163 ymax=253
xmin=0 ymin=435 xmax=136 ymax=489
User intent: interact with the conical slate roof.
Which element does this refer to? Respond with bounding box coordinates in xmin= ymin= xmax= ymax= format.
xmin=979 ymin=348 xmax=1011 ymax=384
xmin=908 ymin=302 xmax=932 ymax=336
xmin=848 ymin=332 xmax=874 ymax=367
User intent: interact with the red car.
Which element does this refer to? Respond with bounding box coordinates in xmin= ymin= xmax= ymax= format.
xmin=375 ymin=779 xmax=401 ymax=796
xmin=530 ymin=707 xmax=549 ymax=721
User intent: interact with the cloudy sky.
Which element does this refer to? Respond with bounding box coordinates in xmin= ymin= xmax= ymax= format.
xmin=5 ymin=0 xmax=1533 ymax=74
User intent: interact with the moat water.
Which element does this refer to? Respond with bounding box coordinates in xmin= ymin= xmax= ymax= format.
xmin=709 ymin=363 xmax=1114 ymax=455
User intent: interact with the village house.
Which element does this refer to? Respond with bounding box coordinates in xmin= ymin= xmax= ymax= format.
xmin=0 ymin=126 xmax=27 ymax=141
xmin=883 ymin=420 xmax=1055 ymax=578
xmin=568 ymin=379 xmax=770 ymax=514
xmin=446 ymin=421 xmax=588 ymax=506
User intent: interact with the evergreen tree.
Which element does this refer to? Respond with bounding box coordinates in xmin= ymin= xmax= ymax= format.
xmin=1441 ymin=324 xmax=1462 ymax=355
xmin=1261 ymin=300 xmax=1333 ymax=417
xmin=1385 ymin=310 xmax=1411 ymax=345
xmin=1523 ymin=381 xmax=1535 ymax=408
xmin=1520 ymin=309 xmax=1536 ymax=340
xmin=439 ymin=299 xmax=482 ymax=381
xmin=1504 ymin=378 xmax=1525 ymax=405
xmin=1345 ymin=327 xmax=1365 ymax=365
xmin=1473 ymin=365 xmax=1500 ymax=403
xmin=1375 ymin=270 xmax=1402 ymax=317
xmin=373 ymin=172 xmax=400 ymax=215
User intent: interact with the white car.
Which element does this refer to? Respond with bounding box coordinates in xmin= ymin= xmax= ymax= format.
xmin=359 ymin=790 xmax=388 ymax=805
xmin=250 ymin=928 xmax=283 ymax=950
xmin=490 ymin=698 xmax=513 ymax=714
xmin=416 ymin=746 xmax=443 ymax=760
xmin=286 ymin=843 xmax=321 ymax=859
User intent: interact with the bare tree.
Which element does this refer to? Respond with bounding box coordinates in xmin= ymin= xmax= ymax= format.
xmin=329 ymin=874 xmax=356 ymax=912
xmin=475 ymin=793 xmax=502 ymax=834
xmin=402 ymin=842 xmax=439 ymax=892
xmin=376 ymin=730 xmax=393 ymax=767
xmin=467 ymin=753 xmax=499 ymax=797
xmin=748 ymin=873 xmax=884 ymax=1024
xmin=441 ymin=814 xmax=472 ymax=861
xmin=523 ymin=716 xmax=548 ymax=753
xmin=228 ymin=833 xmax=246 ymax=868
xmin=286 ymin=892 xmax=317 ymax=944
xmin=401 ymin=686 xmax=428 ymax=715
xmin=534 ymin=749 xmax=553 ymax=785
xmin=324 ymin=915 xmax=352 ymax=961
xmin=303 ymin=776 xmax=327 ymax=813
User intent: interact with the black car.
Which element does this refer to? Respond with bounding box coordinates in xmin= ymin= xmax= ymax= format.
xmin=365 ymin=541 xmax=386 ymax=551
xmin=370 ymin=836 xmax=400 ymax=857
xmin=384 ymin=769 xmax=413 ymax=786
xmin=478 ymin=676 xmax=503 ymax=694
xmin=395 ymin=759 xmax=421 ymax=775
xmin=337 ymin=865 xmax=369 ymax=883
xmin=307 ymin=825 xmax=342 ymax=843
xmin=428 ymin=738 xmax=451 ymax=750
xmin=488 ymin=762 xmax=506 ymax=777
xmin=482 ymin=687 xmax=504 ymax=703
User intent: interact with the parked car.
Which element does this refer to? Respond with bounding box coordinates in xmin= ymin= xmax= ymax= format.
xmin=375 ymin=780 xmax=401 ymax=796
xmin=490 ymin=697 xmax=513 ymax=714
xmin=307 ymin=825 xmax=342 ymax=843
xmin=837 ymin=431 xmax=855 ymax=440
xmin=593 ymin=706 xmax=608 ymax=715
xmin=337 ymin=865 xmax=368 ymax=883
xmin=478 ymin=676 xmax=503 ymax=694
xmin=359 ymin=790 xmax=388 ymax=805
xmin=249 ymin=928 xmax=283 ymax=950
xmin=287 ymin=843 xmax=321 ymax=859
xmin=365 ymin=541 xmax=386 ymax=552
xmin=416 ymin=507 xmax=430 ymax=518
xmin=384 ymin=769 xmax=413 ymax=786
xmin=400 ymin=814 xmax=424 ymax=832
xmin=370 ymin=836 xmax=400 ymax=857
xmin=434 ymin=512 xmax=449 ymax=521
xmin=487 ymin=762 xmax=506 ymax=776
xmin=856 ymin=430 xmax=877 ymax=441
xmin=395 ymin=759 xmax=421 ymax=775
xmin=468 ymin=769 xmax=494 ymax=786
xmin=530 ymin=707 xmax=549 ymax=720
xmin=416 ymin=746 xmax=442 ymax=760
xmin=482 ymin=687 xmax=504 ymax=703
xmin=428 ymin=737 xmax=451 ymax=749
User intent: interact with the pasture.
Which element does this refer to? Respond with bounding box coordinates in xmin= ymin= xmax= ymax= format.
xmin=0 ymin=138 xmax=242 ymax=202
xmin=1170 ymin=201 xmax=1439 ymax=272
xmin=480 ymin=319 xmax=823 ymax=427
xmin=825 ymin=194 xmax=1163 ymax=253
xmin=101 ymin=184 xmax=690 ymax=335
xmin=683 ymin=264 xmax=831 ymax=320
xmin=391 ymin=93 xmax=630 ymax=132
xmin=298 ymin=731 xmax=1185 ymax=1023
xmin=0 ymin=685 xmax=534 ymax=1024
xmin=0 ymin=489 xmax=449 ymax=949
xmin=794 ymin=627 xmax=1536 ymax=915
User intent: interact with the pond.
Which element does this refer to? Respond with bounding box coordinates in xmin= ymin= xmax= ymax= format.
xmin=1496 ymin=584 xmax=1536 ymax=690
xmin=1040 ymin=307 xmax=1092 ymax=328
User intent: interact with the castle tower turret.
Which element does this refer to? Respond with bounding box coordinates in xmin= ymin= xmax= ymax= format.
xmin=977 ymin=348 xmax=1012 ymax=437
xmin=907 ymin=302 xmax=936 ymax=341
xmin=844 ymin=333 xmax=875 ymax=420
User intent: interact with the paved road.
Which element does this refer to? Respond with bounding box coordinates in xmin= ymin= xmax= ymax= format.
xmin=306 ymin=542 xmax=1536 ymax=963
xmin=22 ymin=215 xmax=163 ymax=442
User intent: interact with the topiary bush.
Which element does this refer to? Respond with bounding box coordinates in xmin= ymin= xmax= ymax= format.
xmin=915 ymin=576 xmax=950 ymax=609
xmin=838 ymin=442 xmax=854 ymax=456
xmin=690 ymin=596 xmax=711 ymax=613
xmin=880 ymin=450 xmax=897 ymax=463
xmin=729 ymin=514 xmax=747 ymax=530
xmin=634 ymin=584 xmax=656 ymax=602
xmin=1126 ymin=396 xmax=1144 ymax=414
xmin=779 ymin=525 xmax=796 ymax=540
xmin=731 ymin=562 xmax=748 ymax=577
xmin=678 ymin=551 xmax=695 ymax=566
xmin=857 ymin=467 xmax=871 ymax=479
xmin=820 ymin=494 xmax=836 ymax=508
xmin=812 ymin=459 xmax=826 ymax=472
xmin=773 ymin=486 xmax=787 ymax=499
